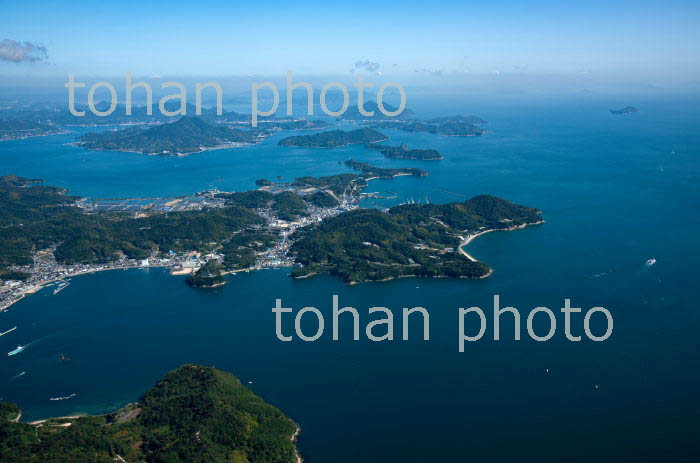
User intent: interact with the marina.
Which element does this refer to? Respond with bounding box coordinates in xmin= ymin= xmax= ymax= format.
xmin=53 ymin=280 xmax=70 ymax=295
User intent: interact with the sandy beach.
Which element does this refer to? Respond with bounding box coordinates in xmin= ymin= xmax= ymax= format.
xmin=458 ymin=220 xmax=545 ymax=263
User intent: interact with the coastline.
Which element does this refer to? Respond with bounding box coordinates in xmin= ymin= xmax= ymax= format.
xmin=1 ymin=264 xmax=167 ymax=312
xmin=0 ymin=130 xmax=71 ymax=142
xmin=292 ymin=426 xmax=303 ymax=463
xmin=73 ymin=140 xmax=256 ymax=156
xmin=280 ymin=136 xmax=389 ymax=149
xmin=457 ymin=220 xmax=545 ymax=264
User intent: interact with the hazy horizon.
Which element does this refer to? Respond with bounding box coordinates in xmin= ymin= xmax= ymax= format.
xmin=2 ymin=0 xmax=698 ymax=90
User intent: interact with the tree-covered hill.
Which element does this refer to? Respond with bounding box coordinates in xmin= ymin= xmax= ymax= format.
xmin=77 ymin=117 xmax=265 ymax=155
xmin=0 ymin=365 xmax=299 ymax=463
xmin=0 ymin=175 xmax=265 ymax=268
xmin=290 ymin=195 xmax=542 ymax=283
xmin=278 ymin=128 xmax=387 ymax=148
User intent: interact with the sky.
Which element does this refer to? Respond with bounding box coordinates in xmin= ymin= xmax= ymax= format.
xmin=1 ymin=0 xmax=699 ymax=85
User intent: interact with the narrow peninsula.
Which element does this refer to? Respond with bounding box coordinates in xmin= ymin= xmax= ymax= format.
xmin=290 ymin=195 xmax=542 ymax=284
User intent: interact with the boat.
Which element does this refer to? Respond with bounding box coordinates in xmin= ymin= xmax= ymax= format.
xmin=8 ymin=345 xmax=25 ymax=356
xmin=645 ymin=258 xmax=657 ymax=267
xmin=49 ymin=393 xmax=76 ymax=401
xmin=0 ymin=326 xmax=17 ymax=337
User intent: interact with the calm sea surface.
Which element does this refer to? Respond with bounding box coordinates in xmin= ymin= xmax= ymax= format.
xmin=1 ymin=94 xmax=699 ymax=461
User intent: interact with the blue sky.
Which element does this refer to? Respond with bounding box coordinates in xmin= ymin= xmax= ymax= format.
xmin=1 ymin=0 xmax=699 ymax=82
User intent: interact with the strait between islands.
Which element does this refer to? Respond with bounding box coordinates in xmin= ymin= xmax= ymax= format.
xmin=1 ymin=109 xmax=543 ymax=305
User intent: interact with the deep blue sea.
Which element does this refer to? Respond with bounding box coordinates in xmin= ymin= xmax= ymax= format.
xmin=1 ymin=93 xmax=699 ymax=461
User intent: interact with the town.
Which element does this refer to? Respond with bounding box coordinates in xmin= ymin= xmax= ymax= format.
xmin=0 ymin=179 xmax=361 ymax=312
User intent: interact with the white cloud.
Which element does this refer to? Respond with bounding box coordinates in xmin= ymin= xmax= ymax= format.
xmin=0 ymin=39 xmax=48 ymax=63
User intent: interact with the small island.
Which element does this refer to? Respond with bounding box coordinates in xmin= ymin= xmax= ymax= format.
xmin=610 ymin=106 xmax=639 ymax=115
xmin=344 ymin=159 xmax=428 ymax=179
xmin=256 ymin=119 xmax=331 ymax=131
xmin=366 ymin=143 xmax=444 ymax=160
xmin=370 ymin=115 xmax=487 ymax=136
xmin=426 ymin=115 xmax=487 ymax=125
xmin=76 ymin=116 xmax=266 ymax=155
xmin=185 ymin=260 xmax=227 ymax=288
xmin=0 ymin=365 xmax=300 ymax=463
xmin=278 ymin=128 xmax=388 ymax=148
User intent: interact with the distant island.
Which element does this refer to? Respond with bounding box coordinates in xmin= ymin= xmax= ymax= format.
xmin=426 ymin=115 xmax=487 ymax=125
xmin=610 ymin=106 xmax=639 ymax=115
xmin=0 ymin=365 xmax=300 ymax=463
xmin=290 ymin=195 xmax=543 ymax=284
xmin=76 ymin=116 xmax=266 ymax=155
xmin=371 ymin=121 xmax=437 ymax=133
xmin=278 ymin=128 xmax=388 ymax=148
xmin=339 ymin=100 xmax=415 ymax=121
xmin=370 ymin=115 xmax=487 ymax=136
xmin=256 ymin=119 xmax=331 ymax=131
xmin=366 ymin=143 xmax=444 ymax=160
xmin=0 ymin=102 xmax=308 ymax=128
xmin=0 ymin=119 xmax=68 ymax=141
xmin=344 ymin=159 xmax=428 ymax=178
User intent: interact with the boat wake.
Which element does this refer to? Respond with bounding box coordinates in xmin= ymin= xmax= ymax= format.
xmin=9 ymin=371 xmax=26 ymax=382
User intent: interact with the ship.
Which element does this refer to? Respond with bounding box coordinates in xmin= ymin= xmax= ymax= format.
xmin=645 ymin=258 xmax=657 ymax=267
xmin=8 ymin=345 xmax=25 ymax=356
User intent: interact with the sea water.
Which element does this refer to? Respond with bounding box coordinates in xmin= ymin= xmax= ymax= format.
xmin=1 ymin=93 xmax=698 ymax=460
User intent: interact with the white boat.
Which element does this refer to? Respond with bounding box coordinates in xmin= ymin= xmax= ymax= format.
xmin=8 ymin=345 xmax=25 ymax=356
xmin=49 ymin=393 xmax=76 ymax=401
xmin=645 ymin=258 xmax=657 ymax=267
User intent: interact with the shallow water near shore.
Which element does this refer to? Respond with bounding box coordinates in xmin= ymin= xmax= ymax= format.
xmin=1 ymin=94 xmax=699 ymax=460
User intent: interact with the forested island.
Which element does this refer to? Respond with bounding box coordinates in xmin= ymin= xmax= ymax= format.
xmin=366 ymin=143 xmax=444 ymax=160
xmin=278 ymin=128 xmax=387 ymax=148
xmin=0 ymin=102 xmax=316 ymax=128
xmin=257 ymin=119 xmax=330 ymax=131
xmin=290 ymin=195 xmax=542 ymax=284
xmin=76 ymin=117 xmax=266 ymax=155
xmin=185 ymin=261 xmax=227 ymax=288
xmin=370 ymin=115 xmax=487 ymax=136
xmin=0 ymin=365 xmax=300 ymax=463
xmin=344 ymin=159 xmax=428 ymax=178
